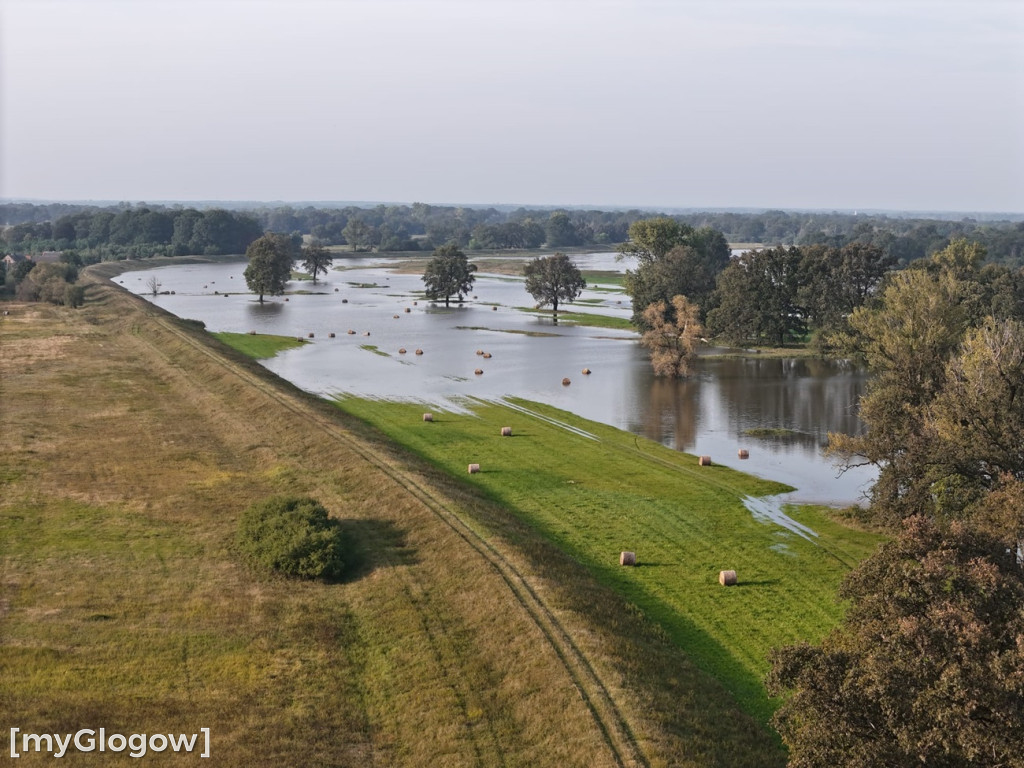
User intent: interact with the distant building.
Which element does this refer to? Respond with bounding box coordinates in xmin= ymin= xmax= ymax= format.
xmin=2 ymin=254 xmax=28 ymax=266
xmin=34 ymin=251 xmax=62 ymax=263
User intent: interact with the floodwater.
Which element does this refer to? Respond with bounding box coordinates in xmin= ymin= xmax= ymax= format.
xmin=120 ymin=252 xmax=876 ymax=506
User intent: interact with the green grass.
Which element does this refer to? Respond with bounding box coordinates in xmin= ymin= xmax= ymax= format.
xmin=332 ymin=396 xmax=885 ymax=724
xmin=517 ymin=307 xmax=636 ymax=331
xmin=359 ymin=344 xmax=389 ymax=357
xmin=744 ymin=427 xmax=808 ymax=439
xmin=581 ymin=270 xmax=627 ymax=288
xmin=213 ymin=331 xmax=305 ymax=358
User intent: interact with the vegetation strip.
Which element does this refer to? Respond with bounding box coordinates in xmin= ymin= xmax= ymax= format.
xmin=332 ymin=395 xmax=884 ymax=723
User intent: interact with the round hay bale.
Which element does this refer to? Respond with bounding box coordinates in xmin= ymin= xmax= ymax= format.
xmin=363 ymin=331 xmax=371 ymax=336
xmin=334 ymin=288 xmax=339 ymax=292
xmin=413 ymin=300 xmax=418 ymax=305
xmin=620 ymin=551 xmax=637 ymax=567
xmin=398 ymin=348 xmax=407 ymax=354
xmin=296 ymin=337 xmax=304 ymax=343
xmin=347 ymin=329 xmax=356 ymax=335
xmin=474 ymin=368 xmax=483 ymax=375
xmin=171 ymin=290 xmax=176 ymax=294
xmin=393 ymin=314 xmax=400 ymax=319
xmin=737 ymin=449 xmax=749 ymax=459
xmin=308 ymin=332 xmax=315 ymax=338
xmin=476 ymin=350 xmax=484 ymax=356
xmin=468 ymin=463 xmax=481 ymax=474
xmin=342 ymin=298 xmax=348 ymax=303
xmin=492 ymin=306 xmax=498 ymax=311
xmin=249 ymin=330 xmax=257 ymax=335
xmin=719 ymin=570 xmax=737 ymax=586
xmin=284 ymin=297 xmax=289 ymax=301
xmin=328 ymin=332 xmax=336 ymax=338
xmin=482 ymin=352 xmax=492 ymax=359
xmin=203 ymin=285 xmax=208 ymax=288
xmin=698 ymin=455 xmax=712 ymax=466
xmin=500 ymin=427 xmax=512 ymax=437
xmin=423 ymin=413 xmax=433 ymax=422
xmin=582 ymin=368 xmax=591 ymax=375
xmin=473 ymin=295 xmax=478 ymax=299
xmin=214 ymin=290 xmax=219 ymax=294
xmin=404 ymin=307 xmax=411 ymax=313
xmin=562 ymin=377 xmax=571 ymax=386
xmin=415 ymin=349 xmax=423 ymax=355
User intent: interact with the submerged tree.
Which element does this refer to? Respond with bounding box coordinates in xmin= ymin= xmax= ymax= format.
xmin=243 ymin=233 xmax=294 ymax=303
xmin=640 ymin=295 xmax=703 ymax=377
xmin=523 ymin=252 xmax=586 ymax=321
xmin=300 ymin=241 xmax=332 ymax=285
xmin=421 ymin=244 xmax=476 ymax=307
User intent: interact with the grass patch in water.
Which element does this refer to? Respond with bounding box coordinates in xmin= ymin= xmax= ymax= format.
xmin=359 ymin=344 xmax=390 ymax=357
xmin=517 ymin=307 xmax=635 ymax=331
xmin=332 ymin=395 xmax=884 ymax=724
xmin=744 ymin=427 xmax=808 ymax=439
xmin=213 ymin=331 xmax=305 ymax=359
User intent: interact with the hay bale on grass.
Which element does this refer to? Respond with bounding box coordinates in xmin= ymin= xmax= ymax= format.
xmin=698 ymin=456 xmax=712 ymax=466
xmin=423 ymin=413 xmax=433 ymax=422
xmin=620 ymin=551 xmax=637 ymax=566
xmin=468 ymin=463 xmax=480 ymax=474
xmin=308 ymin=332 xmax=315 ymax=338
xmin=249 ymin=330 xmax=257 ymax=335
xmin=719 ymin=570 xmax=737 ymax=586
xmin=500 ymin=427 xmax=512 ymax=437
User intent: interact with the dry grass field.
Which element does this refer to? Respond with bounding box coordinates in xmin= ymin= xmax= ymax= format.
xmin=0 ymin=269 xmax=783 ymax=766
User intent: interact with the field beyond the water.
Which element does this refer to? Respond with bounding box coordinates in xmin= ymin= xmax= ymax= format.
xmin=1 ymin=265 xmax=881 ymax=766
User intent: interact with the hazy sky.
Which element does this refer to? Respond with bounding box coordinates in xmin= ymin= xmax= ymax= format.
xmin=2 ymin=0 xmax=1022 ymax=212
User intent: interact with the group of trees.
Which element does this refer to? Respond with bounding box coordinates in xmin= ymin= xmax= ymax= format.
xmin=2 ymin=257 xmax=84 ymax=307
xmin=767 ymin=241 xmax=1024 ymax=767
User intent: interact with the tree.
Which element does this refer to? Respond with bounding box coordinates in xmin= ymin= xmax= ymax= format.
xmin=706 ymin=246 xmax=806 ymax=347
xmin=544 ymin=211 xmax=581 ymax=248
xmin=300 ymin=241 xmax=332 ymax=285
xmin=421 ymin=244 xmax=476 ymax=307
xmin=617 ymin=217 xmax=692 ymax=264
xmin=342 ymin=216 xmax=373 ymax=252
xmin=523 ymin=252 xmax=586 ymax=321
xmin=243 ymin=233 xmax=294 ymax=303
xmin=767 ymin=515 xmax=1024 ymax=768
xmin=640 ymin=295 xmax=704 ymax=377
xmin=146 ymin=275 xmax=161 ymax=296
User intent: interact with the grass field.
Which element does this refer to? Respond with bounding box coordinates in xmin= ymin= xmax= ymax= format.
xmin=331 ymin=397 xmax=885 ymax=724
xmin=211 ymin=331 xmax=305 ymax=359
xmin=0 ymin=272 xmax=799 ymax=766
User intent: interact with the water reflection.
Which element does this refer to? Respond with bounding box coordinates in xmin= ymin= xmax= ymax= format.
xmin=121 ymin=256 xmax=876 ymax=505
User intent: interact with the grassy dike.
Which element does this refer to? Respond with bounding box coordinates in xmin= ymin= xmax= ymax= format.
xmin=1 ymin=268 xmax=793 ymax=767
xmin=329 ymin=398 xmax=885 ymax=725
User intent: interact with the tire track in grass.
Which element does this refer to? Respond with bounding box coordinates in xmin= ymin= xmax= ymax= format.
xmin=114 ymin=285 xmax=648 ymax=768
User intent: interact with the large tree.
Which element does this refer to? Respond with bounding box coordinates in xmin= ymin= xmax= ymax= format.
xmin=300 ymin=241 xmax=332 ymax=285
xmin=767 ymin=515 xmax=1024 ymax=768
xmin=244 ymin=233 xmax=294 ymax=303
xmin=523 ymin=252 xmax=586 ymax=321
xmin=706 ymin=246 xmax=806 ymax=347
xmin=421 ymin=244 xmax=476 ymax=307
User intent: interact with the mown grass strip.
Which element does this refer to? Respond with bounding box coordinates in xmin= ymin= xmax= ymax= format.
xmin=332 ymin=395 xmax=884 ymax=723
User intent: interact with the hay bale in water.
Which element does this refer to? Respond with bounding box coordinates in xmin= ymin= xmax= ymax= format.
xmin=415 ymin=349 xmax=423 ymax=355
xmin=404 ymin=307 xmax=411 ymax=313
xmin=482 ymin=352 xmax=492 ymax=359
xmin=492 ymin=306 xmax=498 ymax=311
xmin=423 ymin=413 xmax=433 ymax=422
xmin=582 ymin=368 xmax=591 ymax=375
xmin=413 ymin=300 xmax=418 ymax=305
xmin=468 ymin=463 xmax=480 ymax=474
xmin=342 ymin=298 xmax=348 ymax=303
xmin=476 ymin=350 xmax=485 ymax=356
xmin=473 ymin=295 xmax=478 ymax=299
xmin=474 ymin=368 xmax=484 ymax=375
xmin=698 ymin=455 xmax=712 ymax=466
xmin=363 ymin=331 xmax=371 ymax=336
xmin=719 ymin=570 xmax=737 ymax=586
xmin=737 ymin=449 xmax=749 ymax=459
xmin=284 ymin=297 xmax=289 ymax=301
xmin=562 ymin=377 xmax=571 ymax=386
xmin=393 ymin=314 xmax=400 ymax=319
xmin=620 ymin=551 xmax=637 ymax=566
xmin=308 ymin=332 xmax=315 ymax=338
xmin=334 ymin=288 xmax=339 ymax=292
xmin=328 ymin=332 xmax=336 ymax=338
xmin=347 ymin=329 xmax=356 ymax=335
xmin=398 ymin=348 xmax=407 ymax=354
xmin=500 ymin=427 xmax=512 ymax=437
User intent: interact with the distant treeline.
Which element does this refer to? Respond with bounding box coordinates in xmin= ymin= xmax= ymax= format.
xmin=2 ymin=201 xmax=1023 ymax=266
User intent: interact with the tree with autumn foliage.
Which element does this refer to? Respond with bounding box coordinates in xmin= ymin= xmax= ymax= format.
xmin=639 ymin=295 xmax=703 ymax=377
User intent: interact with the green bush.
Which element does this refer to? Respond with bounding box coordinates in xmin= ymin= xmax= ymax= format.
xmin=236 ymin=496 xmax=346 ymax=580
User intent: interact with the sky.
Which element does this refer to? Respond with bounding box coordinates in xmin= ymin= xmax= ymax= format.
xmin=1 ymin=0 xmax=1022 ymax=212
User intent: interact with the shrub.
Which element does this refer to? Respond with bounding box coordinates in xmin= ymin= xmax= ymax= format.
xmin=236 ymin=496 xmax=346 ymax=580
